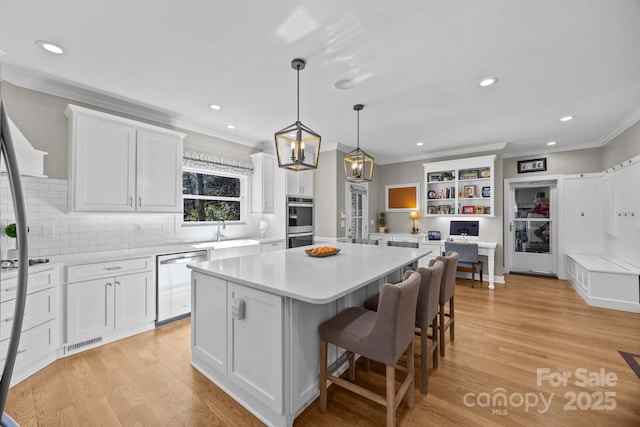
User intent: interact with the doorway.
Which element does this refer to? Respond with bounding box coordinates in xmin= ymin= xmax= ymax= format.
xmin=345 ymin=183 xmax=369 ymax=240
xmin=504 ymin=178 xmax=558 ymax=277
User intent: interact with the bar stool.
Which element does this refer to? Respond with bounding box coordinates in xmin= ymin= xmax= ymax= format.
xmin=363 ymin=260 xmax=443 ymax=394
xmin=437 ymin=251 xmax=459 ymax=357
xmin=319 ymin=272 xmax=421 ymax=427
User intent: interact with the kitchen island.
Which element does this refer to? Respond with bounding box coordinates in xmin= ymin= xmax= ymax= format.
xmin=187 ymin=243 xmax=430 ymax=427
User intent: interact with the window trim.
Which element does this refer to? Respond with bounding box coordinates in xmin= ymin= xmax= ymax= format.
xmin=182 ymin=167 xmax=247 ymax=225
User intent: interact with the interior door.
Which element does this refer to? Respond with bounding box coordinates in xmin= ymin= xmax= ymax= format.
xmin=505 ymin=180 xmax=557 ymax=276
xmin=345 ymin=183 xmax=368 ymax=240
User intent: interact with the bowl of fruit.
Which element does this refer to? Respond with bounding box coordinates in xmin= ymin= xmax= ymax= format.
xmin=305 ymin=246 xmax=340 ymax=257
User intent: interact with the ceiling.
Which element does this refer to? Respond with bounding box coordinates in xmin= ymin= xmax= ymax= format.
xmin=1 ymin=0 xmax=640 ymax=164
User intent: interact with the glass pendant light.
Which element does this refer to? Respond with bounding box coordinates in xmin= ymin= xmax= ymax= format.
xmin=274 ymin=58 xmax=321 ymax=171
xmin=343 ymin=104 xmax=374 ymax=182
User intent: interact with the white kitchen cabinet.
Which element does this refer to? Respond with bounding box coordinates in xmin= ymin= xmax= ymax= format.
xmin=0 ymin=265 xmax=60 ymax=386
xmin=192 ymin=274 xmax=227 ymax=374
xmin=286 ymin=169 xmax=314 ymax=197
xmin=65 ymin=104 xmax=185 ymax=213
xmin=64 ymin=257 xmax=155 ymax=351
xmin=261 ymin=240 xmax=285 ymax=252
xmin=227 ymin=283 xmax=283 ymax=413
xmin=251 ymin=152 xmax=275 ymax=213
xmin=191 ymin=273 xmax=284 ymax=413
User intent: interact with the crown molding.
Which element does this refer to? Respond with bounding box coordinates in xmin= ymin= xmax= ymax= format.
xmin=378 ymin=142 xmax=507 ymax=165
xmin=321 ymin=141 xmax=351 ymax=154
xmin=1 ymin=63 xmax=262 ymax=148
xmin=500 ymin=139 xmax=603 ymax=159
xmin=596 ymin=104 xmax=640 ymax=147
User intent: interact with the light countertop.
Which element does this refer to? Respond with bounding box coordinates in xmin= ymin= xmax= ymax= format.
xmin=47 ymin=236 xmax=285 ymax=267
xmin=188 ymin=242 xmax=431 ymax=304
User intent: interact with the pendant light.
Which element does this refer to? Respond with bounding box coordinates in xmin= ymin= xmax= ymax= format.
xmin=343 ymin=104 xmax=374 ymax=182
xmin=274 ymin=58 xmax=321 ymax=171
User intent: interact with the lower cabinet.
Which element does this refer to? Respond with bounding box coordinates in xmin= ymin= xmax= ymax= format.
xmin=64 ymin=257 xmax=155 ymax=350
xmin=192 ymin=273 xmax=284 ymax=413
xmin=0 ymin=265 xmax=61 ymax=386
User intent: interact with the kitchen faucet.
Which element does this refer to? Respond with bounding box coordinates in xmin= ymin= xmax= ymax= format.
xmin=216 ymin=220 xmax=227 ymax=241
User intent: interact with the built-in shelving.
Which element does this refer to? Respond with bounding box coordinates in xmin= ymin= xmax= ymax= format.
xmin=423 ymin=154 xmax=496 ymax=217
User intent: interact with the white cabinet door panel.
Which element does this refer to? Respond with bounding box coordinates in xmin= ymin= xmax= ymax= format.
xmin=66 ymin=278 xmax=114 ymax=343
xmin=136 ymin=129 xmax=182 ymax=212
xmin=73 ymin=115 xmax=136 ymax=211
xmin=192 ymin=274 xmax=227 ymax=374
xmin=115 ymin=272 xmax=155 ymax=328
xmin=227 ymin=283 xmax=283 ymax=413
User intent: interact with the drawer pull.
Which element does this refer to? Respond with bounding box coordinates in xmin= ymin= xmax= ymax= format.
xmin=103 ymin=266 xmax=123 ymax=271
xmin=3 ymin=317 xmax=13 ymax=323
xmin=3 ymin=286 xmax=17 ymax=292
xmin=17 ymin=349 xmax=26 ymax=355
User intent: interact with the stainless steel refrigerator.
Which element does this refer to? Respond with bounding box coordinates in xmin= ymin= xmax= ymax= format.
xmin=0 ymin=100 xmax=29 ymax=426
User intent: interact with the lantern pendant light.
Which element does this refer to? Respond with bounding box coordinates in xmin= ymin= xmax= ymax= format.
xmin=274 ymin=58 xmax=321 ymax=171
xmin=343 ymin=104 xmax=374 ymax=182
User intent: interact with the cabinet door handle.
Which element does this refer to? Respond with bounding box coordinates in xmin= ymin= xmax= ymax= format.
xmin=3 ymin=286 xmax=17 ymax=293
xmin=3 ymin=317 xmax=13 ymax=323
xmin=129 ymin=196 xmax=133 ymax=207
xmin=106 ymin=282 xmax=113 ymax=287
xmin=114 ymin=281 xmax=120 ymax=286
xmin=138 ymin=196 xmax=142 ymax=207
xmin=17 ymin=349 xmax=26 ymax=355
xmin=103 ymin=266 xmax=123 ymax=271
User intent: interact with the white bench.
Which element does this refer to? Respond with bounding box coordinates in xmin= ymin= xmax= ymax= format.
xmin=566 ymin=253 xmax=640 ymax=313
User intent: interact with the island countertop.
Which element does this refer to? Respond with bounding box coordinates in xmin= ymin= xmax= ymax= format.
xmin=188 ymin=243 xmax=430 ymax=304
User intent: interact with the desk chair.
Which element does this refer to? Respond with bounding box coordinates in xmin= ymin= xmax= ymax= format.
xmin=363 ymin=260 xmax=444 ymax=394
xmin=349 ymin=238 xmax=379 ymax=245
xmin=436 ymin=251 xmax=459 ymax=357
xmin=444 ymin=241 xmax=483 ymax=287
xmin=319 ymin=272 xmax=421 ymax=427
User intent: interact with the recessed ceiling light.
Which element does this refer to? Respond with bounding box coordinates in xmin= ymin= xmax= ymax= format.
xmin=416 ymin=142 xmax=424 ymax=146
xmin=547 ymin=141 xmax=557 ymax=146
xmin=209 ymin=104 xmax=221 ymax=110
xmin=226 ymin=125 xmax=236 ymax=130
xmin=560 ymin=115 xmax=574 ymax=122
xmin=334 ymin=79 xmax=354 ymax=90
xmin=35 ymin=40 xmax=65 ymax=55
xmin=479 ymin=77 xmax=498 ymax=87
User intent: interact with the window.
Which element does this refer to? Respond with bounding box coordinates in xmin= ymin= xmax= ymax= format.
xmin=183 ymin=169 xmax=244 ymax=222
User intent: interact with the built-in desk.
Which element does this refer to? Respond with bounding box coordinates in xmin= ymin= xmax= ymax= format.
xmin=419 ymin=240 xmax=498 ymax=289
xmin=369 ymin=233 xmax=498 ymax=289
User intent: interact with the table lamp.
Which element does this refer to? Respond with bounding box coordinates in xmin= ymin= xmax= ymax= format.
xmin=410 ymin=211 xmax=420 ymax=234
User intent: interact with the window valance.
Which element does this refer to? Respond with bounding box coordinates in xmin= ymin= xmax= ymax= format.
xmin=183 ymin=150 xmax=254 ymax=175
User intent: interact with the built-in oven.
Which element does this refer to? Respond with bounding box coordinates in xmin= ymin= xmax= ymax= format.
xmin=287 ymin=232 xmax=314 ymax=248
xmin=287 ymin=197 xmax=314 ymax=248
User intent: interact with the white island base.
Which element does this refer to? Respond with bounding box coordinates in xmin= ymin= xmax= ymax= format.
xmin=189 ymin=244 xmax=430 ymax=427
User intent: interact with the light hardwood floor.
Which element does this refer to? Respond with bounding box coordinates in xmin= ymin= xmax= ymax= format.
xmin=5 ymin=275 xmax=640 ymax=426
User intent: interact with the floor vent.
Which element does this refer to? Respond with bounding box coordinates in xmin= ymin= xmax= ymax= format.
xmin=65 ymin=337 xmax=102 ymax=354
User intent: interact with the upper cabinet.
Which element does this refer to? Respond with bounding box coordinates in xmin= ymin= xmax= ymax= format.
xmin=65 ymin=105 xmax=185 ymax=212
xmin=251 ymin=152 xmax=275 ymax=213
xmin=423 ymin=154 xmax=496 ymax=217
xmin=286 ymin=169 xmax=314 ymax=197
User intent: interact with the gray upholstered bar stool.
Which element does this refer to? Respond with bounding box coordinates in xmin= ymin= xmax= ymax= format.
xmin=444 ymin=241 xmax=483 ymax=287
xmin=387 ymin=240 xmax=419 ymax=277
xmin=363 ymin=260 xmax=444 ymax=394
xmin=319 ymin=272 xmax=421 ymax=427
xmin=436 ymin=251 xmax=459 ymax=357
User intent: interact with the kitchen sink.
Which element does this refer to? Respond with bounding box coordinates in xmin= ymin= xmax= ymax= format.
xmin=192 ymin=239 xmax=260 ymax=250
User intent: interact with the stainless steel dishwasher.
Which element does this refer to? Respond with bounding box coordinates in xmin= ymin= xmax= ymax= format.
xmin=156 ymin=250 xmax=207 ymax=325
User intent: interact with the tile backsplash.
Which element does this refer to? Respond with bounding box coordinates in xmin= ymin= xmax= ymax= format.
xmin=0 ymin=176 xmax=259 ymax=259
